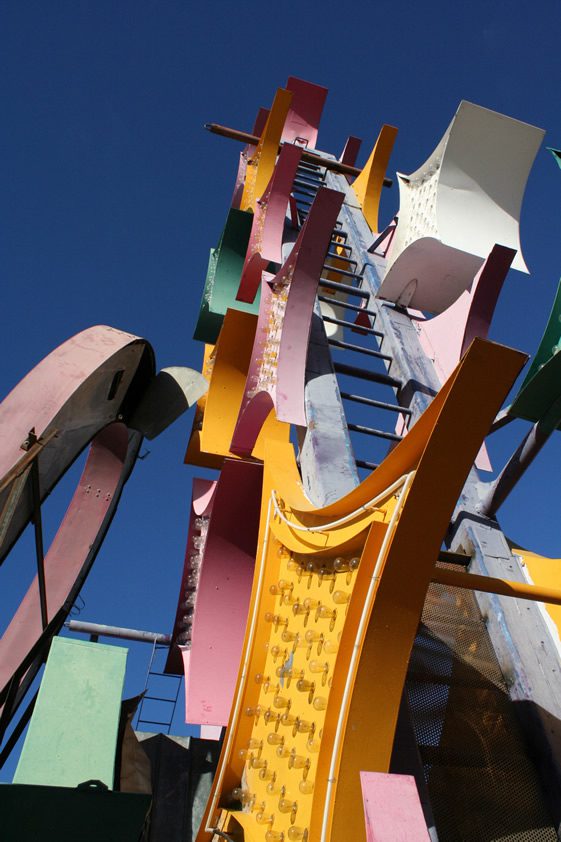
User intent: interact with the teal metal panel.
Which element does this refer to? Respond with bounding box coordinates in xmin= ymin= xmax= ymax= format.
xmin=510 ymin=279 xmax=561 ymax=426
xmin=14 ymin=637 xmax=127 ymax=789
xmin=193 ymin=209 xmax=259 ymax=344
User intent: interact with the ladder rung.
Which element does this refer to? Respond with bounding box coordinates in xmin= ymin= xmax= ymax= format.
xmin=143 ymin=695 xmax=176 ymax=704
xmin=330 ymin=231 xmax=348 ymax=242
xmin=321 ymin=315 xmax=382 ymax=338
xmin=340 ymin=392 xmax=411 ymax=415
xmin=323 ymin=264 xmax=363 ymax=280
xmin=138 ymin=718 xmax=173 ymax=727
xmin=292 ymin=184 xmax=318 ymax=198
xmin=355 ymin=459 xmax=379 ymax=470
xmin=318 ymin=295 xmax=377 ymax=318
xmin=326 ymin=250 xmax=357 ymax=267
xmin=293 ymin=178 xmax=322 ymax=191
xmin=328 ymin=338 xmax=392 ymax=362
xmin=319 ymin=279 xmax=369 ymax=298
xmin=334 ymin=361 xmax=401 ymax=389
xmin=347 ymin=423 xmax=402 ymax=442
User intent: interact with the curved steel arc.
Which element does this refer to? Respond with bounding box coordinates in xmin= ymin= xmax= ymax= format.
xmin=0 ymin=325 xmax=153 ymax=565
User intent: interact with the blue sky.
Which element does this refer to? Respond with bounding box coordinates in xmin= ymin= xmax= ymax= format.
xmin=2 ymin=0 xmax=561 ymax=775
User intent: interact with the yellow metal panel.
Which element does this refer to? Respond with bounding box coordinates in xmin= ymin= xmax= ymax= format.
xmin=240 ymin=89 xmax=293 ymax=213
xmin=185 ymin=345 xmax=225 ymax=469
xmin=197 ymin=339 xmax=526 ymax=842
xmin=198 ymin=309 xmax=289 ymax=462
xmin=351 ymin=125 xmax=398 ymax=233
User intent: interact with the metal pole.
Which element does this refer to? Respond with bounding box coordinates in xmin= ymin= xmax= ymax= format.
xmin=66 ymin=620 xmax=171 ymax=645
xmin=432 ymin=566 xmax=561 ymax=607
xmin=204 ymin=122 xmax=393 ymax=186
xmin=480 ymin=395 xmax=561 ymax=517
xmin=30 ymin=457 xmax=48 ymax=631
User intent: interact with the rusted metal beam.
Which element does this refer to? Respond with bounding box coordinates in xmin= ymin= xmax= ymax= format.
xmin=204 ymin=122 xmax=393 ymax=186
xmin=0 ymin=428 xmax=58 ymax=495
xmin=0 ymin=465 xmax=32 ymax=549
xmin=432 ymin=565 xmax=561 ymax=607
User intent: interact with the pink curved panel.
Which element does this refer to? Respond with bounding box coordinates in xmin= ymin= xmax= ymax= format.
xmin=184 ymin=460 xmax=263 ymax=727
xmin=0 ymin=422 xmax=135 ymax=698
xmin=231 ymin=107 xmax=270 ymax=209
xmin=236 ymin=143 xmax=303 ymax=304
xmin=230 ymin=188 xmax=344 ymax=456
xmin=0 ymin=325 xmax=150 ymax=563
xmin=283 ymin=76 xmax=328 ymax=148
xmin=418 ymin=244 xmax=515 ymax=383
xmin=412 ymin=243 xmax=515 ymax=471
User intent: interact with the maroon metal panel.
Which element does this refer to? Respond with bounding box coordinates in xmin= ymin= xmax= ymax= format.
xmin=340 ymin=135 xmax=362 ymax=169
xmin=164 ymin=478 xmax=218 ymax=675
xmin=236 ymin=143 xmax=303 ymax=304
xmin=283 ymin=76 xmax=328 ymax=148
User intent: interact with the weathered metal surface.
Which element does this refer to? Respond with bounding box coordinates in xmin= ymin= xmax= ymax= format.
xmin=14 ymin=637 xmax=127 ymax=788
xmin=130 ymin=367 xmax=208 ymax=440
xmin=0 ymin=422 xmax=136 ymax=702
xmin=0 ymin=325 xmax=153 ymax=564
xmin=230 ymin=188 xmax=344 ymax=455
xmin=236 ymin=143 xmax=303 ymax=304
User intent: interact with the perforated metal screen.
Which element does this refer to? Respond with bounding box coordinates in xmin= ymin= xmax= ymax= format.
xmin=406 ymin=570 xmax=558 ymax=841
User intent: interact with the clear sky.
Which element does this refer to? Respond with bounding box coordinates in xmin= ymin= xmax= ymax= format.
xmin=2 ymin=0 xmax=561 ymax=776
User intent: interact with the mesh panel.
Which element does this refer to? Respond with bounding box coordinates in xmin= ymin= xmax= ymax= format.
xmin=406 ymin=570 xmax=557 ymax=842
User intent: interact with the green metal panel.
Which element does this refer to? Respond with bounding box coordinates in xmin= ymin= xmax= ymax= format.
xmin=0 ymin=784 xmax=150 ymax=842
xmin=193 ymin=209 xmax=259 ymax=344
xmin=14 ymin=637 xmax=127 ymax=789
xmin=510 ymin=279 xmax=561 ymax=426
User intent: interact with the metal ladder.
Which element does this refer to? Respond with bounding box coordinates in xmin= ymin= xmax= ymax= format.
xmin=291 ymin=159 xmax=408 ymax=472
xmin=134 ymin=639 xmax=182 ymax=734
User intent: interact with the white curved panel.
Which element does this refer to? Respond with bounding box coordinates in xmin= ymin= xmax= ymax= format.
xmin=378 ymin=101 xmax=544 ymax=313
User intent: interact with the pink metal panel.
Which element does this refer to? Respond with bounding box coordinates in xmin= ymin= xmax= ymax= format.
xmin=236 ymin=143 xmax=303 ymax=304
xmin=184 ymin=459 xmax=262 ymax=727
xmin=360 ymin=771 xmax=431 ymax=841
xmin=0 ymin=423 xmax=132 ymax=697
xmin=416 ymin=244 xmax=515 ymax=470
xmin=230 ymin=188 xmax=344 ymax=456
xmin=0 ymin=325 xmax=150 ymax=564
xmin=283 ymin=76 xmax=328 ymax=148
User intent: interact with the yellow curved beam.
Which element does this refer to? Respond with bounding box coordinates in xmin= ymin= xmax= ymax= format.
xmin=197 ymin=338 xmax=525 ymax=842
xmin=195 ymin=308 xmax=289 ymax=462
xmin=351 ymin=124 xmax=398 ymax=233
xmin=240 ymin=88 xmax=293 ymax=213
